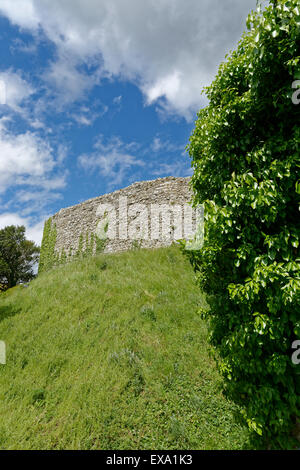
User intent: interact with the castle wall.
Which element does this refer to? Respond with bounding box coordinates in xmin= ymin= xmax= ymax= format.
xmin=41 ymin=177 xmax=195 ymax=266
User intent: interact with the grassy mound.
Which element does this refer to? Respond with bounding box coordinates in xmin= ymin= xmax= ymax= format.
xmin=0 ymin=246 xmax=251 ymax=449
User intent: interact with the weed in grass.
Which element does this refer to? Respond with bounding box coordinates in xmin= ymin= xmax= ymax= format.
xmin=140 ymin=305 xmax=157 ymax=322
xmin=32 ymin=389 xmax=46 ymax=405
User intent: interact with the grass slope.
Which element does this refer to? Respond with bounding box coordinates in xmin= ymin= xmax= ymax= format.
xmin=0 ymin=246 xmax=251 ymax=450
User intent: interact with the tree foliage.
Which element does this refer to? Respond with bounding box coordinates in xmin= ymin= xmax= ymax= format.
xmin=0 ymin=225 xmax=40 ymax=288
xmin=186 ymin=0 xmax=300 ymax=447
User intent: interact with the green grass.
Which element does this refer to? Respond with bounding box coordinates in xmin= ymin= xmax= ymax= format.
xmin=0 ymin=246 xmax=252 ymax=450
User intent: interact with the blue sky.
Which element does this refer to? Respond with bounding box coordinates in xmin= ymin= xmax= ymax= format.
xmin=0 ymin=0 xmax=257 ymax=244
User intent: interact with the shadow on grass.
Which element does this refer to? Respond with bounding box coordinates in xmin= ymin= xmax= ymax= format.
xmin=0 ymin=305 xmax=22 ymax=324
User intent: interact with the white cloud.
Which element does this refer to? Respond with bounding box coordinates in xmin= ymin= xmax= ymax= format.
xmin=0 ymin=0 xmax=257 ymax=119
xmin=0 ymin=213 xmax=45 ymax=246
xmin=0 ymin=70 xmax=34 ymax=113
xmin=73 ymin=115 xmax=93 ymax=126
xmin=153 ymin=160 xmax=193 ymax=178
xmin=113 ymin=95 xmax=122 ymax=106
xmin=43 ymin=57 xmax=101 ymax=106
xmin=78 ymin=133 xmax=191 ymax=186
xmin=0 ymin=0 xmax=39 ymax=30
xmin=71 ymin=104 xmax=107 ymax=127
xmin=10 ymin=189 xmax=62 ymax=218
xmin=26 ymin=219 xmax=45 ymax=246
xmin=10 ymin=38 xmax=38 ymax=55
xmin=151 ymin=136 xmax=184 ymax=154
xmin=78 ymin=136 xmax=144 ymax=187
xmin=0 ymin=118 xmax=66 ymax=197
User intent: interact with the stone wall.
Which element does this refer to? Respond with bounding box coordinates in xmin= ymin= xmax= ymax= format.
xmin=41 ymin=177 xmax=195 ymax=267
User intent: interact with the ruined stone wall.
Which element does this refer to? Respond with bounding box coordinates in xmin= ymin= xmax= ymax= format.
xmin=40 ymin=177 xmax=195 ymax=270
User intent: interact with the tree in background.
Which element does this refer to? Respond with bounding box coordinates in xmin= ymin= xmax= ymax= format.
xmin=0 ymin=226 xmax=40 ymax=289
xmin=186 ymin=0 xmax=300 ymax=447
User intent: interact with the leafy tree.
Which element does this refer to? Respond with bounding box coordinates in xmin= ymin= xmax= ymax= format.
xmin=0 ymin=225 xmax=40 ymax=288
xmin=186 ymin=0 xmax=300 ymax=447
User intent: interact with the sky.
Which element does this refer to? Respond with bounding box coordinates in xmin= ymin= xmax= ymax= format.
xmin=0 ymin=0 xmax=258 ymax=245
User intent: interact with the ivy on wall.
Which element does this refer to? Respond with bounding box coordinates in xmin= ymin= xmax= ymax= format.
xmin=39 ymin=222 xmax=107 ymax=274
xmin=38 ymin=218 xmax=58 ymax=274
